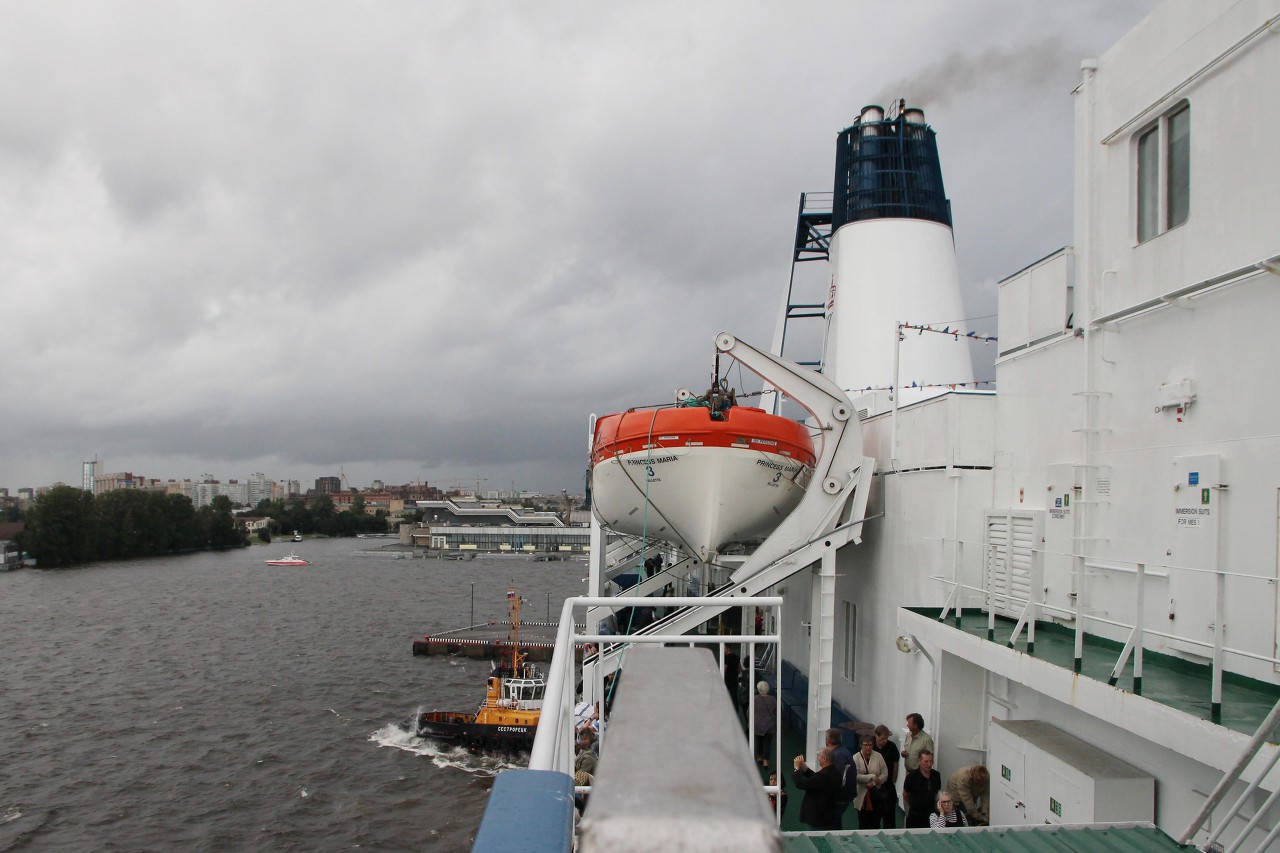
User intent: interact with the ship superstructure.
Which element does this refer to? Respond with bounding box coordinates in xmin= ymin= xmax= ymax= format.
xmin=773 ymin=0 xmax=1280 ymax=847
xmin=476 ymin=1 xmax=1280 ymax=850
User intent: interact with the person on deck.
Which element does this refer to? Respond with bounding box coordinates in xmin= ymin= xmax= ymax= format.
xmin=929 ymin=790 xmax=970 ymax=828
xmin=753 ymin=682 xmax=776 ymax=767
xmin=902 ymin=748 xmax=941 ymax=828
xmin=946 ymin=764 xmax=991 ymax=825
xmin=574 ymin=728 xmax=598 ymax=776
xmin=873 ymin=724 xmax=901 ymax=828
xmin=851 ymin=735 xmax=889 ymax=830
xmin=793 ymin=747 xmax=843 ymax=831
xmin=902 ymin=712 xmax=935 ymax=773
xmin=767 ymin=771 xmax=788 ymax=818
xmin=824 ymin=729 xmax=853 ymax=820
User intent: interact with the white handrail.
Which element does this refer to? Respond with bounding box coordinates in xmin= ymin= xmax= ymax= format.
xmin=529 ymin=595 xmax=782 ymax=777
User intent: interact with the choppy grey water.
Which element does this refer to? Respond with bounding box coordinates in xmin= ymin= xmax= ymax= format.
xmin=0 ymin=539 xmax=587 ymax=851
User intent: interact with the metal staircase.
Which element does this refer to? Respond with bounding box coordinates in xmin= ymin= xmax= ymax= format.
xmin=1180 ymin=698 xmax=1280 ymax=852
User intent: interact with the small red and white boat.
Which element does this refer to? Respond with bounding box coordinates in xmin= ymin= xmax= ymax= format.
xmin=264 ymin=552 xmax=309 ymax=566
xmin=591 ymin=387 xmax=816 ymax=558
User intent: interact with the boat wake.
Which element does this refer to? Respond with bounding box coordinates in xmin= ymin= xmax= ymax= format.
xmin=368 ymin=718 xmax=522 ymax=776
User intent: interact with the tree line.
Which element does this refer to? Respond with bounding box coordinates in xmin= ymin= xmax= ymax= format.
xmin=248 ymin=493 xmax=391 ymax=539
xmin=18 ymin=487 xmax=395 ymax=567
xmin=19 ymin=486 xmax=249 ymax=566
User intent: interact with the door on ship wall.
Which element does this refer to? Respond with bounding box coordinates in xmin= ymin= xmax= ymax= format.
xmin=984 ymin=511 xmax=1043 ymax=620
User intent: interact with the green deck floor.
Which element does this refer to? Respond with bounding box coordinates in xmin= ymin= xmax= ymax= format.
xmin=916 ymin=609 xmax=1280 ymax=738
xmin=746 ymin=609 xmax=1280 ymax=834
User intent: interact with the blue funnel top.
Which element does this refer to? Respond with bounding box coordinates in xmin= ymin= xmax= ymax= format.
xmin=832 ymin=106 xmax=951 ymax=229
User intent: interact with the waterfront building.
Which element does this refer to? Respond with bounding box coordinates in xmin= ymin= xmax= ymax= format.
xmin=408 ymin=523 xmax=591 ymax=554
xmin=237 ymin=516 xmax=270 ymax=537
xmin=0 ymin=522 xmax=22 ymax=570
xmin=331 ymin=491 xmax=402 ymax=515
xmin=93 ymin=471 xmax=142 ymax=493
xmin=314 ymin=476 xmax=341 ymax=495
xmin=408 ymin=497 xmax=590 ymax=553
xmin=247 ymin=473 xmax=274 ymax=506
xmin=222 ymin=480 xmax=249 ymax=506
xmin=415 ymin=498 xmax=565 ymax=527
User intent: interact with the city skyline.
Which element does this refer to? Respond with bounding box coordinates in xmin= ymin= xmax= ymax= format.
xmin=9 ymin=460 xmax=567 ymax=499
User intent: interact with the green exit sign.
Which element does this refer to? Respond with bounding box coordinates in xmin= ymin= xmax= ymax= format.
xmin=1050 ymin=797 xmax=1063 ymax=817
xmin=1002 ymin=765 xmax=1011 ymax=781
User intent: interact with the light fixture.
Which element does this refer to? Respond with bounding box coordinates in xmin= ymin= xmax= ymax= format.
xmin=895 ymin=635 xmax=919 ymax=654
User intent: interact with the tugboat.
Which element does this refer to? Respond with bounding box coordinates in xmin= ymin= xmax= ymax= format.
xmin=406 ymin=587 xmax=544 ymax=752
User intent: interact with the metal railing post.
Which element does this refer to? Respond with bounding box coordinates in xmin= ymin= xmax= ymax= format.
xmin=1133 ymin=563 xmax=1144 ymax=695
xmin=1213 ymin=571 xmax=1225 ymax=723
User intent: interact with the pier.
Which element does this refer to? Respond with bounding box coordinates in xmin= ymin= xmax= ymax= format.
xmin=411 ymin=620 xmax=583 ymax=663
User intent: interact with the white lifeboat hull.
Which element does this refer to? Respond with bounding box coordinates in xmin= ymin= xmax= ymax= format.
xmin=591 ymin=405 xmax=816 ymax=556
xmin=592 ymin=446 xmax=810 ymax=557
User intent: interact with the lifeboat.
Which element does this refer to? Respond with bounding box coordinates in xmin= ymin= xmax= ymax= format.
xmin=591 ymin=390 xmax=816 ymax=558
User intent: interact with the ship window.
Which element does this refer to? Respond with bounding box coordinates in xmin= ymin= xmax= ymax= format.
xmin=1135 ymin=102 xmax=1190 ymax=243
xmin=1136 ymin=127 xmax=1159 ymax=242
xmin=842 ymin=600 xmax=857 ymax=683
xmin=1166 ymin=105 xmax=1190 ymax=229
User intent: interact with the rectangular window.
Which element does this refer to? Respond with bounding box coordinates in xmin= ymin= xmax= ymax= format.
xmin=842 ymin=600 xmax=856 ymax=682
xmin=1166 ymin=105 xmax=1190 ymax=229
xmin=1137 ymin=126 xmax=1160 ymax=242
xmin=1135 ymin=103 xmax=1190 ymax=243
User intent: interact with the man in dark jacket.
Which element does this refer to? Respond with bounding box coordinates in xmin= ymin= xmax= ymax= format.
xmin=793 ymin=747 xmax=843 ymax=831
xmin=902 ymin=748 xmax=941 ymax=828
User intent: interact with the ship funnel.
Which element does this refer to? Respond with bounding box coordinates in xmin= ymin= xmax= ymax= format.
xmin=821 ymin=103 xmax=974 ymax=415
xmin=832 ymin=103 xmax=950 ymax=229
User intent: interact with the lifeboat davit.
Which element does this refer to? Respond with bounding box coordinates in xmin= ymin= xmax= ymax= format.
xmin=591 ymin=397 xmax=815 ymax=557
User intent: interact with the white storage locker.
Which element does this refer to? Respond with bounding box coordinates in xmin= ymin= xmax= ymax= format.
xmin=988 ymin=720 xmax=1154 ymax=826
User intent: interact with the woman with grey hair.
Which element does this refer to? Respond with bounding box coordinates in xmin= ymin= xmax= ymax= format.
xmin=752 ymin=681 xmax=776 ymax=767
xmin=929 ymin=790 xmax=970 ymax=828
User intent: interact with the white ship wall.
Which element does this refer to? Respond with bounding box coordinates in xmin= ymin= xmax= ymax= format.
xmin=823 ymin=218 xmax=975 ymax=413
xmin=780 ymin=0 xmax=1280 ymax=846
xmin=779 ymin=393 xmax=996 ymax=766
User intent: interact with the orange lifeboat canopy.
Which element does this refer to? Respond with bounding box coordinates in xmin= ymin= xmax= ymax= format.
xmin=590 ymin=406 xmax=816 ymax=554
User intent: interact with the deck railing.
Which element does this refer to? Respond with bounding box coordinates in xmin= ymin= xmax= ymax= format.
xmin=933 ymin=545 xmax=1280 ymax=722
xmin=529 ymin=595 xmax=783 ymax=802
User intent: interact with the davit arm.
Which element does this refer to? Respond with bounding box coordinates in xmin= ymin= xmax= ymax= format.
xmin=711 ymin=332 xmax=873 ymax=588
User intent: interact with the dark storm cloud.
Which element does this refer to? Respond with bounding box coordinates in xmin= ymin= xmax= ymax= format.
xmin=0 ymin=0 xmax=1159 ymax=493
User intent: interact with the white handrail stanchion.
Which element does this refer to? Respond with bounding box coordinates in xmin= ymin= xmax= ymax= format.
xmin=529 ymin=596 xmax=782 ymax=778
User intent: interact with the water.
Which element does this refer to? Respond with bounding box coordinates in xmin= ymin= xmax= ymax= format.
xmin=0 ymin=540 xmax=587 ymax=851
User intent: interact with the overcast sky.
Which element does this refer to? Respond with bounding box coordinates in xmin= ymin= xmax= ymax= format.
xmin=0 ymin=1 xmax=1158 ymax=496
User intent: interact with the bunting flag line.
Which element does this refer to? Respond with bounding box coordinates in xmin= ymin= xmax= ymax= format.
xmin=845 ymin=380 xmax=996 ymax=393
xmin=898 ymin=322 xmax=997 ymax=343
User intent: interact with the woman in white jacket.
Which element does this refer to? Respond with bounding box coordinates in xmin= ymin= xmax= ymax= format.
xmin=851 ymin=736 xmax=888 ymax=830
